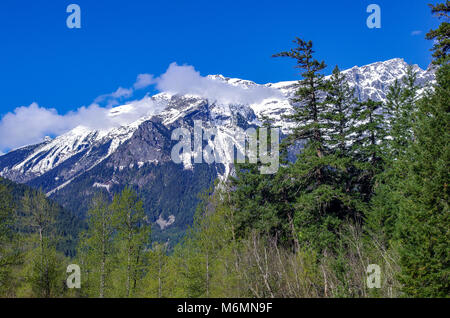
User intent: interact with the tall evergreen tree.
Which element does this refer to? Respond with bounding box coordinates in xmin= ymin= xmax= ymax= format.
xmin=323 ymin=66 xmax=363 ymax=198
xmin=21 ymin=190 xmax=63 ymax=297
xmin=0 ymin=184 xmax=20 ymax=296
xmin=324 ymin=66 xmax=358 ymax=157
xmin=394 ymin=62 xmax=449 ymax=297
xmin=230 ymin=126 xmax=281 ymax=240
xmin=350 ymin=99 xmax=386 ymax=202
xmin=272 ymin=39 xmax=363 ymax=253
xmin=80 ymin=193 xmax=115 ymax=298
xmin=273 ymin=38 xmax=328 ymax=157
xmin=111 ymin=187 xmax=150 ymax=297
xmin=426 ymin=1 xmax=449 ymax=65
xmin=143 ymin=242 xmax=169 ymax=298
xmin=367 ymin=67 xmax=420 ymax=242
xmin=385 ymin=67 xmax=420 ymax=159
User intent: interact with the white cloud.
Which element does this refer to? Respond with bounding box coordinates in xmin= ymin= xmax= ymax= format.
xmin=93 ymin=74 xmax=153 ymax=107
xmin=411 ymin=30 xmax=422 ymax=36
xmin=111 ymin=87 xmax=133 ymax=99
xmin=94 ymin=87 xmax=134 ymax=106
xmin=0 ymin=103 xmax=69 ymax=151
xmin=134 ymin=74 xmax=155 ymax=89
xmin=155 ymin=62 xmax=282 ymax=105
xmin=0 ymin=97 xmax=163 ymax=152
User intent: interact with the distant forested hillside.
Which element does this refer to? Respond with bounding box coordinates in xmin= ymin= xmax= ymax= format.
xmin=0 ymin=177 xmax=84 ymax=256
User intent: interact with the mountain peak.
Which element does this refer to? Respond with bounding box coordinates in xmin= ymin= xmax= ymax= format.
xmin=43 ymin=136 xmax=53 ymax=143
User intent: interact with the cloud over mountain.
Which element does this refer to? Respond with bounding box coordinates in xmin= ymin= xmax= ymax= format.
xmin=0 ymin=97 xmax=163 ymax=152
xmin=155 ymin=63 xmax=282 ymax=105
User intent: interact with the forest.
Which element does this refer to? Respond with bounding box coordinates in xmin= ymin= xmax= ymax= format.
xmin=0 ymin=2 xmax=448 ymax=298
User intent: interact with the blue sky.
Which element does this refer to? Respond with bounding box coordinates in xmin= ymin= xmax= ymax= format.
xmin=0 ymin=0 xmax=440 ymax=151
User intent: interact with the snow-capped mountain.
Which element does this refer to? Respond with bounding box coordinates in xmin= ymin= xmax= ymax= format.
xmin=0 ymin=58 xmax=435 ymax=238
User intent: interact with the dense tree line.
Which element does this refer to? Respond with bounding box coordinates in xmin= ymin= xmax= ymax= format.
xmin=0 ymin=2 xmax=447 ymax=298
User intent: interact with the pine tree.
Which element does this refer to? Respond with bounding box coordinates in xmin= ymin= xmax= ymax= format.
xmin=111 ymin=187 xmax=150 ymax=297
xmin=323 ymin=66 xmax=364 ymax=200
xmin=0 ymin=184 xmax=20 ymax=296
xmin=21 ymin=190 xmax=63 ymax=297
xmin=324 ymin=65 xmax=358 ymax=157
xmin=80 ymin=193 xmax=115 ymax=298
xmin=350 ymin=99 xmax=386 ymax=201
xmin=228 ymin=119 xmax=287 ymax=244
xmin=273 ymin=38 xmax=329 ymax=157
xmin=144 ymin=242 xmax=169 ymax=298
xmin=394 ymin=62 xmax=449 ymax=297
xmin=230 ymin=155 xmax=280 ymax=239
xmin=367 ymin=67 xmax=421 ymax=242
xmin=385 ymin=66 xmax=420 ymax=159
xmin=364 ymin=2 xmax=450 ymax=296
xmin=272 ymin=39 xmax=363 ymax=253
xmin=426 ymin=1 xmax=449 ymax=65
xmin=366 ymin=2 xmax=449 ymax=297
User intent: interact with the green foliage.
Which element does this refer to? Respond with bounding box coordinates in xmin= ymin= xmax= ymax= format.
xmin=138 ymin=242 xmax=169 ymax=297
xmin=110 ymin=187 xmax=151 ymax=297
xmin=273 ymin=38 xmax=328 ymax=155
xmin=394 ymin=64 xmax=450 ymax=297
xmin=0 ymin=184 xmax=21 ymax=296
xmin=324 ymin=66 xmax=358 ymax=156
xmin=272 ymin=43 xmax=367 ymax=253
xmin=20 ymin=190 xmax=66 ymax=297
xmin=77 ymin=193 xmax=115 ymax=297
xmin=366 ymin=2 xmax=450 ymax=297
xmin=75 ymin=187 xmax=151 ymax=298
xmin=19 ymin=239 xmax=66 ymax=298
xmin=426 ymin=1 xmax=450 ymax=65
xmin=366 ymin=67 xmax=420 ymax=242
xmin=0 ymin=177 xmax=84 ymax=256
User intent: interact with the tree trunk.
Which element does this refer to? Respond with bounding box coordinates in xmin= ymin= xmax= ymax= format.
xmin=206 ymin=252 xmax=209 ymax=298
xmin=158 ymin=249 xmax=163 ymax=298
xmin=100 ymin=236 xmax=105 ymax=298
xmin=287 ymin=209 xmax=299 ymax=253
xmin=126 ymin=239 xmax=131 ymax=297
xmin=126 ymin=210 xmax=132 ymax=297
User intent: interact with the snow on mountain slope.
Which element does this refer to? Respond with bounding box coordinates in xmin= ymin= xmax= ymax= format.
xmin=3 ymin=119 xmax=136 ymax=182
xmin=0 ymin=58 xmax=435 ymax=194
xmin=206 ymin=58 xmax=434 ymax=132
